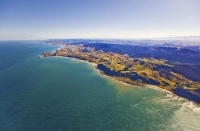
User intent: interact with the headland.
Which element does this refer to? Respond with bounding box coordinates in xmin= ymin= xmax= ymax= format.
xmin=39 ymin=40 xmax=200 ymax=104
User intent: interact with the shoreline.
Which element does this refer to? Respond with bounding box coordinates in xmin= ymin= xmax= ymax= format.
xmin=145 ymin=85 xmax=174 ymax=94
xmin=44 ymin=55 xmax=177 ymax=92
xmin=41 ymin=55 xmax=200 ymax=106
xmin=39 ymin=45 xmax=200 ymax=105
xmin=90 ymin=63 xmax=200 ymax=106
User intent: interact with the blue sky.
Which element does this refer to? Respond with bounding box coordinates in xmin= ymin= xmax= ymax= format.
xmin=0 ymin=0 xmax=199 ymax=40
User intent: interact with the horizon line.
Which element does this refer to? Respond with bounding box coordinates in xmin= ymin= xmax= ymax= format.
xmin=1 ymin=35 xmax=200 ymax=41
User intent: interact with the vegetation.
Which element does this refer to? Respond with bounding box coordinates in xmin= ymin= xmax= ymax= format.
xmin=41 ymin=44 xmax=200 ymax=92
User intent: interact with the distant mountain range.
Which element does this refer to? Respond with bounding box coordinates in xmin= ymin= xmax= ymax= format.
xmin=45 ymin=36 xmax=200 ymax=46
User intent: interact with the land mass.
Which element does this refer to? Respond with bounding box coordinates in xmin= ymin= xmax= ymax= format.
xmin=39 ymin=39 xmax=200 ymax=104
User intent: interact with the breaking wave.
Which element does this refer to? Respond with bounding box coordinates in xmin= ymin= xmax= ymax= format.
xmin=163 ymin=93 xmax=200 ymax=131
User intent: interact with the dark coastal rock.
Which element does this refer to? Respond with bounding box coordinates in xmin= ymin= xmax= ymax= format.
xmin=173 ymin=87 xmax=200 ymax=104
xmin=38 ymin=55 xmax=43 ymax=59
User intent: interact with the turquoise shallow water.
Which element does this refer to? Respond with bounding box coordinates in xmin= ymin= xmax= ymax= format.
xmin=0 ymin=41 xmax=200 ymax=131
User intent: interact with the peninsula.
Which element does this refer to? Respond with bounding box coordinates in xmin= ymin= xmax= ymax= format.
xmin=40 ymin=40 xmax=200 ymax=104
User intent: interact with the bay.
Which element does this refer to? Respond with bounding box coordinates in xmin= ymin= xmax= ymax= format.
xmin=0 ymin=41 xmax=199 ymax=131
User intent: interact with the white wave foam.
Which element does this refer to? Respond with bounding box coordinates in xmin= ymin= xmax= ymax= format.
xmin=146 ymin=85 xmax=173 ymax=94
xmin=181 ymin=101 xmax=200 ymax=113
xmin=163 ymin=95 xmax=200 ymax=131
xmin=151 ymin=90 xmax=200 ymax=130
xmin=165 ymin=93 xmax=186 ymax=102
xmin=167 ymin=104 xmax=200 ymax=131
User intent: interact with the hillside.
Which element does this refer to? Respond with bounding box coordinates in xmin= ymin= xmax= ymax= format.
xmin=40 ymin=44 xmax=200 ymax=92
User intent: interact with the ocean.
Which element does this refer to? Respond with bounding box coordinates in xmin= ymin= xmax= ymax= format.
xmin=0 ymin=41 xmax=199 ymax=131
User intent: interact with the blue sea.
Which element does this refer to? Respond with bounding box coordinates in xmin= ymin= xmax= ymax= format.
xmin=0 ymin=41 xmax=200 ymax=131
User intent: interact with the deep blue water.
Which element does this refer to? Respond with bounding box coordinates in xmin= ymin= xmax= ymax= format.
xmin=0 ymin=41 xmax=199 ymax=131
